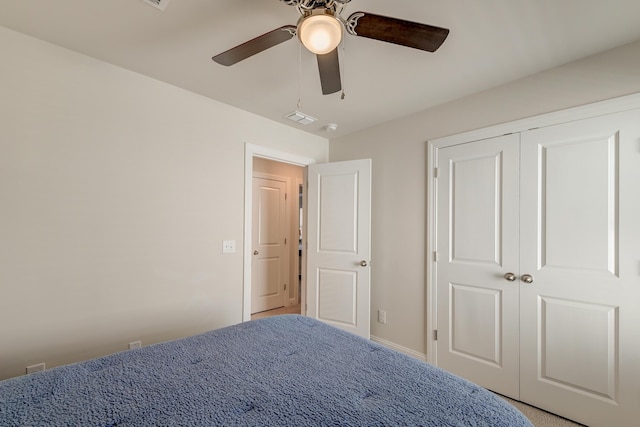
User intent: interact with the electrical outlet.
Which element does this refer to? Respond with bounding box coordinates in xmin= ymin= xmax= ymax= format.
xmin=378 ymin=309 xmax=387 ymax=324
xmin=129 ymin=340 xmax=142 ymax=350
xmin=26 ymin=363 xmax=46 ymax=374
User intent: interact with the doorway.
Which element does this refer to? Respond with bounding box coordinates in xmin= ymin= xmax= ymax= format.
xmin=243 ymin=145 xmax=373 ymax=339
xmin=251 ymin=158 xmax=304 ymax=317
xmin=242 ymin=144 xmax=315 ymax=322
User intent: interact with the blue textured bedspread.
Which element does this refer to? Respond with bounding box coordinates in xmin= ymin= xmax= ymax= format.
xmin=0 ymin=315 xmax=532 ymax=426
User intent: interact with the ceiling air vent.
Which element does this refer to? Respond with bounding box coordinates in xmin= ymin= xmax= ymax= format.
xmin=285 ymin=111 xmax=317 ymax=126
xmin=141 ymin=0 xmax=171 ymax=11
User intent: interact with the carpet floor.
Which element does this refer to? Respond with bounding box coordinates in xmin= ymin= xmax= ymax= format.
xmin=499 ymin=395 xmax=586 ymax=426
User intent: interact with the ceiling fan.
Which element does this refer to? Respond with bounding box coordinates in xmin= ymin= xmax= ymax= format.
xmin=212 ymin=0 xmax=449 ymax=95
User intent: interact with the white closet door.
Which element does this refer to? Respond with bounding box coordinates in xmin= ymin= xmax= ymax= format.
xmin=519 ymin=109 xmax=640 ymax=426
xmin=435 ymin=134 xmax=521 ymax=399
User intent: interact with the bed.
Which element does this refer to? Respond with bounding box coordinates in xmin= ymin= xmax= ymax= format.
xmin=0 ymin=315 xmax=532 ymax=426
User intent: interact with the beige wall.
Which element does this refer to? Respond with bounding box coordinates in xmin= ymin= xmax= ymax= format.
xmin=3 ymin=21 xmax=640 ymax=380
xmin=329 ymin=39 xmax=640 ymax=357
xmin=0 ymin=26 xmax=327 ymax=380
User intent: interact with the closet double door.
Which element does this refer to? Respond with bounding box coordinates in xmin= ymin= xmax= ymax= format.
xmin=434 ymin=109 xmax=640 ymax=426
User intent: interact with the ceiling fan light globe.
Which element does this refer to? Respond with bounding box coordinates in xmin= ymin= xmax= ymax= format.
xmin=299 ymin=14 xmax=342 ymax=55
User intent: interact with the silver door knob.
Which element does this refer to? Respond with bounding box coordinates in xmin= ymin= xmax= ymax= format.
xmin=504 ymin=272 xmax=517 ymax=282
xmin=253 ymin=250 xmax=259 ymax=255
xmin=360 ymin=260 xmax=368 ymax=267
xmin=521 ymin=274 xmax=534 ymax=284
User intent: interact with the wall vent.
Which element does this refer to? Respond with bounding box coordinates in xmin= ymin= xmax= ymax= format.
xmin=141 ymin=0 xmax=171 ymax=11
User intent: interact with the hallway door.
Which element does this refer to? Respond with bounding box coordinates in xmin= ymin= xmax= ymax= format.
xmin=251 ymin=176 xmax=288 ymax=314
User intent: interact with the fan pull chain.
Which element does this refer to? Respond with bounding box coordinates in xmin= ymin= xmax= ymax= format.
xmin=340 ymin=36 xmax=346 ymax=100
xmin=297 ymin=41 xmax=303 ymax=109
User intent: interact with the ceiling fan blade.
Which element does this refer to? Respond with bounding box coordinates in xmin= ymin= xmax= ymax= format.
xmin=212 ymin=25 xmax=297 ymax=66
xmin=347 ymin=12 xmax=449 ymax=52
xmin=317 ymin=48 xmax=342 ymax=95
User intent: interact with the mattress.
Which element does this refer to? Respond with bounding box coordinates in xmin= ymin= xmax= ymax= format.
xmin=0 ymin=315 xmax=532 ymax=426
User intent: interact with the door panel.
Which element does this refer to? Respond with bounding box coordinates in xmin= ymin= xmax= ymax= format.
xmin=317 ymin=173 xmax=358 ymax=253
xmin=449 ymin=283 xmax=502 ymax=366
xmin=251 ymin=177 xmax=287 ymax=313
xmin=538 ymin=297 xmax=618 ymax=401
xmin=436 ymin=134 xmax=520 ymax=399
xmin=307 ymin=159 xmax=371 ymax=339
xmin=537 ymin=134 xmax=619 ymax=274
xmin=520 ymin=109 xmax=640 ymax=426
xmin=256 ymin=257 xmax=280 ymax=296
xmin=451 ymin=152 xmax=505 ymax=266
xmin=318 ymin=269 xmax=357 ymax=326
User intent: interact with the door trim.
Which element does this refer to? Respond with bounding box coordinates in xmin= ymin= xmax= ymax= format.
xmin=427 ymin=91 xmax=640 ymax=365
xmin=293 ymin=177 xmax=304 ymax=307
xmin=243 ymin=144 xmax=316 ymax=322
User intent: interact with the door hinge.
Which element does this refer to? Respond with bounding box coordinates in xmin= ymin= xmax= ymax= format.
xmin=433 ymin=251 xmax=439 ymax=262
xmin=285 ymin=193 xmax=287 ymax=200
xmin=433 ymin=167 xmax=439 ymax=178
xmin=433 ymin=330 xmax=438 ymax=341
xmin=284 ymin=238 xmax=287 ymax=245
xmin=284 ymin=283 xmax=287 ymax=290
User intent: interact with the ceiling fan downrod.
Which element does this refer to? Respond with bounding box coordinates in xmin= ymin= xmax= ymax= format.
xmin=281 ymin=0 xmax=351 ymax=14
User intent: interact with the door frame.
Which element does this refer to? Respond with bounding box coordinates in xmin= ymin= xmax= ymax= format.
xmin=294 ymin=177 xmax=304 ymax=307
xmin=427 ymin=92 xmax=640 ymax=365
xmin=243 ymin=143 xmax=316 ymax=322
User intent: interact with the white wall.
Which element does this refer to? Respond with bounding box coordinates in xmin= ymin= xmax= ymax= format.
xmin=0 ymin=26 xmax=328 ymax=380
xmin=330 ymin=39 xmax=640 ymax=357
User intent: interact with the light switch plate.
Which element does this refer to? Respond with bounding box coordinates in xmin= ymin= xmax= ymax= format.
xmin=222 ymin=240 xmax=236 ymax=254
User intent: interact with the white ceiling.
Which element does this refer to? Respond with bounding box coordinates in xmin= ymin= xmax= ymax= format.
xmin=2 ymin=0 xmax=640 ymax=139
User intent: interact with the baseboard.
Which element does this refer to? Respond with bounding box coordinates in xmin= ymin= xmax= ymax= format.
xmin=370 ymin=335 xmax=428 ymax=362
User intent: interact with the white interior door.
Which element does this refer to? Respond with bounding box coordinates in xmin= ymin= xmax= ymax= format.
xmin=251 ymin=177 xmax=287 ymax=314
xmin=435 ymin=134 xmax=521 ymax=398
xmin=519 ymin=109 xmax=640 ymax=426
xmin=306 ymin=159 xmax=371 ymax=339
